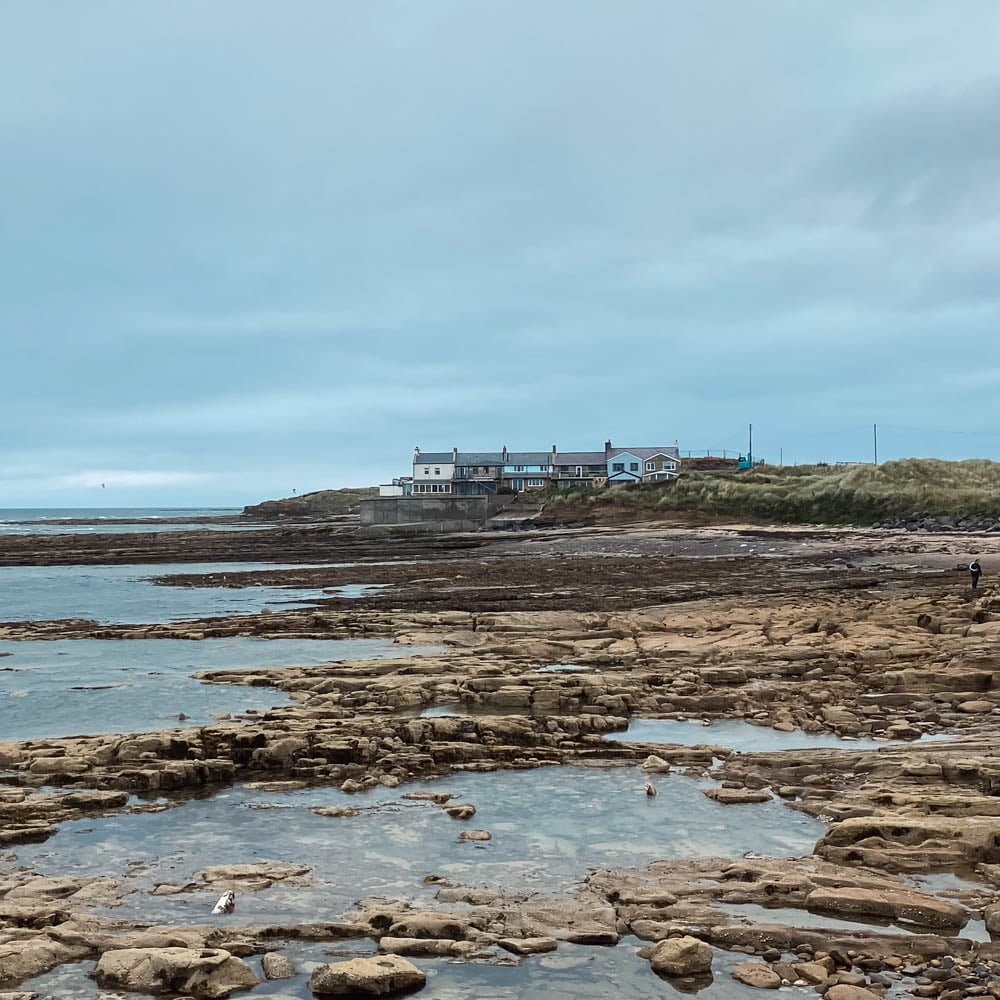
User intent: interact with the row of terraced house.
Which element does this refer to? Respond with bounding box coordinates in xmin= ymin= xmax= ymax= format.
xmin=379 ymin=440 xmax=681 ymax=496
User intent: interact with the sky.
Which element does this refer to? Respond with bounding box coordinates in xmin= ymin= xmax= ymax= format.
xmin=2 ymin=2 xmax=1000 ymax=507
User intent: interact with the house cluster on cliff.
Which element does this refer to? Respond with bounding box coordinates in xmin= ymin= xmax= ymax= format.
xmin=380 ymin=441 xmax=681 ymax=496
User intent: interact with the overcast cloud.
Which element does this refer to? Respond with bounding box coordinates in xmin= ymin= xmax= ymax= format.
xmin=2 ymin=2 xmax=999 ymax=506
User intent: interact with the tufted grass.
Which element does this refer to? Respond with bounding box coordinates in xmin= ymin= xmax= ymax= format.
xmin=544 ymin=459 xmax=1000 ymax=525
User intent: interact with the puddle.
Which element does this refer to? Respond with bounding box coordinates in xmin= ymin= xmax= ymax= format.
xmin=605 ymin=719 xmax=950 ymax=753
xmin=417 ymin=704 xmax=550 ymax=718
xmin=0 ymin=638 xmax=440 ymax=739
xmin=716 ymin=902 xmax=991 ymax=942
xmin=536 ymin=663 xmax=594 ymax=673
xmin=0 ymin=561 xmax=348 ymax=624
xmin=13 ymin=766 xmax=823 ymax=926
xmin=21 ymin=939 xmax=770 ymax=999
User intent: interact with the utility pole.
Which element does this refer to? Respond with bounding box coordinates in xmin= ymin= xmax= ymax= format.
xmin=873 ymin=424 xmax=878 ymax=465
xmin=749 ymin=423 xmax=753 ymax=466
xmin=779 ymin=447 xmax=783 ymax=467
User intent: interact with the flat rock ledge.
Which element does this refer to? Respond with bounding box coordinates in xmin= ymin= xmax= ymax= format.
xmin=308 ymin=954 xmax=427 ymax=995
xmin=91 ymin=946 xmax=260 ymax=999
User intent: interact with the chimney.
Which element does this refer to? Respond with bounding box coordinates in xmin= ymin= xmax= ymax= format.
xmin=502 ymin=445 xmax=508 ymax=463
xmin=604 ymin=439 xmax=612 ymax=457
xmin=452 ymin=447 xmax=458 ymax=463
xmin=414 ymin=446 xmax=420 ymax=456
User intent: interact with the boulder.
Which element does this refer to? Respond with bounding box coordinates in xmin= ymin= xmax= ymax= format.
xmin=825 ymin=987 xmax=880 ymax=1000
xmin=648 ymin=935 xmax=713 ymax=976
xmin=92 ymin=947 xmax=259 ymax=998
xmin=308 ymin=954 xmax=426 ymax=996
xmin=641 ymin=755 xmax=672 ymax=774
xmin=731 ymin=963 xmax=781 ymax=989
xmin=261 ymin=952 xmax=296 ymax=980
xmin=497 ymin=937 xmax=558 ymax=956
xmin=704 ymin=787 xmax=772 ymax=804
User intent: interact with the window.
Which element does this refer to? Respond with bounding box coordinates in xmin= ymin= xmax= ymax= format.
xmin=434 ymin=467 xmax=440 ymax=475
xmin=423 ymin=468 xmax=430 ymax=475
xmin=514 ymin=465 xmax=524 ymax=472
xmin=612 ymin=463 xmax=625 ymax=473
xmin=528 ymin=478 xmax=543 ymax=486
xmin=646 ymin=462 xmax=654 ymax=471
xmin=664 ymin=461 xmax=676 ymax=470
xmin=629 ymin=462 xmax=639 ymax=472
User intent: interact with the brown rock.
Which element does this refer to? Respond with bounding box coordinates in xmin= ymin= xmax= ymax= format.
xmin=497 ymin=937 xmax=558 ymax=956
xmin=648 ymin=935 xmax=713 ymax=976
xmin=805 ymin=886 xmax=968 ymax=929
xmin=731 ymin=963 xmax=781 ymax=989
xmin=92 ymin=947 xmax=260 ymax=998
xmin=261 ymin=952 xmax=296 ymax=980
xmin=825 ymin=987 xmax=880 ymax=1000
xmin=308 ymin=954 xmax=426 ymax=996
xmin=704 ymin=787 xmax=773 ymax=804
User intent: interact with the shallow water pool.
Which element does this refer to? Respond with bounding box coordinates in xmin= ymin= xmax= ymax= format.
xmin=13 ymin=766 xmax=824 ymax=926
xmin=0 ymin=637 xmax=439 ymax=739
xmin=605 ymin=718 xmax=950 ymax=753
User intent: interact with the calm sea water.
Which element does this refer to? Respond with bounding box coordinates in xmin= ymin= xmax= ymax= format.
xmin=0 ymin=561 xmax=354 ymax=623
xmin=0 ymin=507 xmax=265 ymax=534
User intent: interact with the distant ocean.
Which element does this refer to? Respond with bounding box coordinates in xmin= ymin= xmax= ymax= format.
xmin=0 ymin=507 xmax=250 ymax=535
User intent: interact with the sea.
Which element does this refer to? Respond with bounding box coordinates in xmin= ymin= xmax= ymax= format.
xmin=0 ymin=506 xmax=265 ymax=534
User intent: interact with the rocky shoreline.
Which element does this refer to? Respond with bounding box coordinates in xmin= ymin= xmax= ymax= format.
xmin=3 ymin=521 xmax=1000 ymax=997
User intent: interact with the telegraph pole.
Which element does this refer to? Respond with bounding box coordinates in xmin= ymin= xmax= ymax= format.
xmin=873 ymin=424 xmax=878 ymax=465
xmin=749 ymin=423 xmax=753 ymax=466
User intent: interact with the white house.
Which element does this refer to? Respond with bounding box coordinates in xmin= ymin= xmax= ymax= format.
xmin=411 ymin=448 xmax=456 ymax=494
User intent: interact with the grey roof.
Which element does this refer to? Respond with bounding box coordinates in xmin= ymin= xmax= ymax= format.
xmin=413 ymin=452 xmax=454 ymax=464
xmin=506 ymin=452 xmax=552 ymax=464
xmin=554 ymin=451 xmax=607 ymax=465
xmin=455 ymin=452 xmax=504 ymax=465
xmin=610 ymin=446 xmax=680 ymax=460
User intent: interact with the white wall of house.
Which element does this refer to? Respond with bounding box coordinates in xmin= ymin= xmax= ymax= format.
xmin=379 ymin=483 xmax=406 ymax=497
xmin=413 ymin=462 xmax=456 ymax=481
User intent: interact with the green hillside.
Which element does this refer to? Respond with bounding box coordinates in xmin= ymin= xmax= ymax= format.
xmin=542 ymin=459 xmax=1000 ymax=526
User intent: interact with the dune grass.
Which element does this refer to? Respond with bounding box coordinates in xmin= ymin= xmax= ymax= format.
xmin=544 ymin=459 xmax=1000 ymax=525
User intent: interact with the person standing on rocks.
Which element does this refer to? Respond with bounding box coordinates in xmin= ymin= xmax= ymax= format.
xmin=970 ymin=558 xmax=983 ymax=594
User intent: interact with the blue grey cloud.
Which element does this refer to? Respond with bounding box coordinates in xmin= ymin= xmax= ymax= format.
xmin=2 ymin=2 xmax=1000 ymax=505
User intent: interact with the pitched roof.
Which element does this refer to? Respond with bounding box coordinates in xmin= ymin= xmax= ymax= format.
xmin=554 ymin=451 xmax=607 ymax=465
xmin=456 ymin=452 xmax=504 ymax=465
xmin=610 ymin=446 xmax=680 ymax=461
xmin=506 ymin=452 xmax=552 ymax=464
xmin=412 ymin=453 xmax=454 ymax=464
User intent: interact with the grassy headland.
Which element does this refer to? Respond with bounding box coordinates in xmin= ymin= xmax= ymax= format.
xmin=243 ymin=486 xmax=377 ymax=519
xmin=540 ymin=459 xmax=1000 ymax=527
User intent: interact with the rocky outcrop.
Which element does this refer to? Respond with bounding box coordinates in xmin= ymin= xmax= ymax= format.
xmin=91 ymin=947 xmax=259 ymax=998
xmin=308 ymin=954 xmax=426 ymax=996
